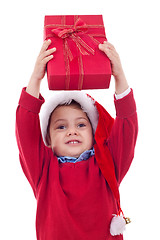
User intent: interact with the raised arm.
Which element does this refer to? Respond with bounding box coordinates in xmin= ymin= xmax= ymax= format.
xmin=26 ymin=39 xmax=56 ymax=98
xmin=99 ymin=42 xmax=138 ymax=183
xmin=107 ymin=91 xmax=138 ymax=183
xmin=15 ymin=40 xmax=56 ymax=196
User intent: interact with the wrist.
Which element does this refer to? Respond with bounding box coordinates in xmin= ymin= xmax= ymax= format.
xmin=26 ymin=75 xmax=42 ymax=98
xmin=114 ymin=71 xmax=129 ymax=95
xmin=30 ymin=71 xmax=43 ymax=82
xmin=114 ymin=68 xmax=125 ymax=82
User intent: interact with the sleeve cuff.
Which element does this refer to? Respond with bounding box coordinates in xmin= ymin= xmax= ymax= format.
xmin=114 ymin=89 xmax=137 ymax=118
xmin=115 ymin=87 xmax=131 ymax=100
xmin=18 ymin=87 xmax=45 ymax=114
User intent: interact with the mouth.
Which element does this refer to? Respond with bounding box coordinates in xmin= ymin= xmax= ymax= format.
xmin=66 ymin=140 xmax=81 ymax=145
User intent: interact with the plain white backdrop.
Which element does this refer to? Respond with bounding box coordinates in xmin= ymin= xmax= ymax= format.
xmin=0 ymin=0 xmax=160 ymax=239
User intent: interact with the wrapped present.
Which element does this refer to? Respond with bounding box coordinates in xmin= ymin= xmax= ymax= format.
xmin=44 ymin=15 xmax=112 ymax=90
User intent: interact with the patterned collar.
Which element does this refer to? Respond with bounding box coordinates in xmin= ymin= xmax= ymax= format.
xmin=57 ymin=147 xmax=95 ymax=163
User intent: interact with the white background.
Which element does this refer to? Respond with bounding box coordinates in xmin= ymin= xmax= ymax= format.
xmin=0 ymin=0 xmax=160 ymax=239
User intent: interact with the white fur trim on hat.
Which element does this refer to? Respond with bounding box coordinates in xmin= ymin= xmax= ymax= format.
xmin=40 ymin=91 xmax=99 ymax=146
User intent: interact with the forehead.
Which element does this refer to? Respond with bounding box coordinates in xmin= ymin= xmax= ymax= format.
xmin=50 ymin=104 xmax=89 ymax=122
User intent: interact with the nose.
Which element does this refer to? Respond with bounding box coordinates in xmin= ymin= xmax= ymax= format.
xmin=67 ymin=127 xmax=78 ymax=136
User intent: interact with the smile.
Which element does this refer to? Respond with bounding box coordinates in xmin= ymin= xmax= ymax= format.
xmin=66 ymin=140 xmax=81 ymax=144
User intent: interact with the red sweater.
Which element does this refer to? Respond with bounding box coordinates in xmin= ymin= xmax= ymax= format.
xmin=15 ymin=88 xmax=138 ymax=240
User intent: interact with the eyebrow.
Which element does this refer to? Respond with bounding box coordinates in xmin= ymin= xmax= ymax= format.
xmin=53 ymin=117 xmax=88 ymax=124
xmin=53 ymin=119 xmax=66 ymax=124
xmin=76 ymin=117 xmax=88 ymax=121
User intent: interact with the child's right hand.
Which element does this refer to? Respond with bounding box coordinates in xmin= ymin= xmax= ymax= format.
xmin=32 ymin=39 xmax=56 ymax=81
xmin=26 ymin=40 xmax=56 ymax=98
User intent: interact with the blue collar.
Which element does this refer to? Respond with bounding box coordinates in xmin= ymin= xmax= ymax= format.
xmin=57 ymin=147 xmax=95 ymax=163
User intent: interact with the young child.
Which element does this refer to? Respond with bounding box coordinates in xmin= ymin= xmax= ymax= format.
xmin=16 ymin=39 xmax=138 ymax=240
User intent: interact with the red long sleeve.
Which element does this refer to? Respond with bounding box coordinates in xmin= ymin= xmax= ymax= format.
xmin=15 ymin=88 xmax=51 ymax=197
xmin=107 ymin=89 xmax=138 ymax=184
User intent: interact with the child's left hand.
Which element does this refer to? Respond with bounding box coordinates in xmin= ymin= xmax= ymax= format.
xmin=99 ymin=41 xmax=124 ymax=79
xmin=99 ymin=41 xmax=129 ymax=94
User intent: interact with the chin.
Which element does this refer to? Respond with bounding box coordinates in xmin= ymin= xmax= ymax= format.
xmin=69 ymin=153 xmax=80 ymax=158
xmin=67 ymin=148 xmax=89 ymax=158
xmin=65 ymin=150 xmax=82 ymax=158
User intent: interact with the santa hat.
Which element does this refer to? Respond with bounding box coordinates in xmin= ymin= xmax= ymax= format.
xmin=40 ymin=91 xmax=130 ymax=236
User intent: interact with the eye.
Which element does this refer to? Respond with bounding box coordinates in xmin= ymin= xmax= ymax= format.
xmin=78 ymin=123 xmax=86 ymax=128
xmin=57 ymin=125 xmax=66 ymax=130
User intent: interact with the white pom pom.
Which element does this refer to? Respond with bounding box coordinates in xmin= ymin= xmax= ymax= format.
xmin=110 ymin=215 xmax=126 ymax=236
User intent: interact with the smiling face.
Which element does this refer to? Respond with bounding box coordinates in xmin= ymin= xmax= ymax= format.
xmin=47 ymin=102 xmax=94 ymax=158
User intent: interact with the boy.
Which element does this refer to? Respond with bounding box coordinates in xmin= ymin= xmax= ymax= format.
xmin=16 ymin=39 xmax=138 ymax=240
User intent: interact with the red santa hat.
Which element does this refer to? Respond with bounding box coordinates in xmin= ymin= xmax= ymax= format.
xmin=40 ymin=91 xmax=130 ymax=236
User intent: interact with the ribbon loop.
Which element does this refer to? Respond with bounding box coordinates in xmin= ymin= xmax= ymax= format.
xmin=52 ymin=18 xmax=88 ymax=39
xmin=52 ymin=28 xmax=75 ymax=39
xmin=51 ymin=18 xmax=96 ymax=59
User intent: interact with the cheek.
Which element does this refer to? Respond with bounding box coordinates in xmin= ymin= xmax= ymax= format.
xmin=50 ymin=132 xmax=64 ymax=146
xmin=49 ymin=132 xmax=57 ymax=145
xmin=86 ymin=128 xmax=94 ymax=146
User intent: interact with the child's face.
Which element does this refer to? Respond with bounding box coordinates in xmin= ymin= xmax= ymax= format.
xmin=47 ymin=104 xmax=94 ymax=158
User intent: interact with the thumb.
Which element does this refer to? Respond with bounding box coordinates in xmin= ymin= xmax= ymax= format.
xmin=98 ymin=43 xmax=106 ymax=52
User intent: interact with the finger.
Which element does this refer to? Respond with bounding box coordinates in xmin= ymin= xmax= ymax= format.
xmin=43 ymin=47 xmax=56 ymax=58
xmin=39 ymin=47 xmax=56 ymax=61
xmin=99 ymin=42 xmax=117 ymax=56
xmin=42 ymin=54 xmax=54 ymax=65
xmin=98 ymin=44 xmax=115 ymax=61
xmin=98 ymin=43 xmax=109 ymax=52
xmin=103 ymin=41 xmax=115 ymax=50
xmin=46 ymin=47 xmax=56 ymax=54
xmin=39 ymin=39 xmax=52 ymax=55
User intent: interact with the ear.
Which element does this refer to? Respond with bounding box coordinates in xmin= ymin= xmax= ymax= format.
xmin=46 ymin=133 xmax=52 ymax=148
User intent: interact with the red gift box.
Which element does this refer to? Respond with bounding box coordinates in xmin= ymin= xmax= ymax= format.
xmin=44 ymin=15 xmax=112 ymax=90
